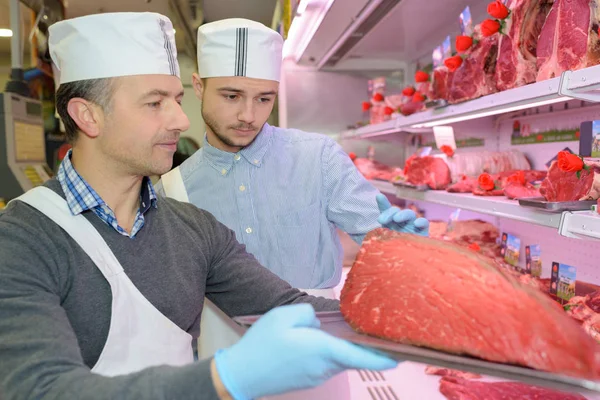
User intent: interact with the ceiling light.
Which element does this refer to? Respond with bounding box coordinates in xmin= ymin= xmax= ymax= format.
xmin=297 ymin=0 xmax=310 ymax=14
xmin=0 ymin=29 xmax=13 ymax=37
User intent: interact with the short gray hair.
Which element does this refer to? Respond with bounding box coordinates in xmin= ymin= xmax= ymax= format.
xmin=55 ymin=78 xmax=117 ymax=143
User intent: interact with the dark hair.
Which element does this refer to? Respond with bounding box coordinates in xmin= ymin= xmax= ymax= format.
xmin=55 ymin=78 xmax=116 ymax=143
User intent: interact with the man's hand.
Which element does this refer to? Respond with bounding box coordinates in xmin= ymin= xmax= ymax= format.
xmin=376 ymin=194 xmax=429 ymax=236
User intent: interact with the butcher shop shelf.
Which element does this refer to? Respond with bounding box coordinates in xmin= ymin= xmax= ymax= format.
xmin=345 ymin=64 xmax=600 ymax=139
xmin=394 ymin=187 xmax=563 ymax=229
xmin=559 ymin=210 xmax=600 ymax=241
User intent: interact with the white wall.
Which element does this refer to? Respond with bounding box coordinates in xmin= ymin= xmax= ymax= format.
xmin=279 ymin=59 xmax=367 ymax=138
xmin=178 ymin=54 xmax=206 ymax=146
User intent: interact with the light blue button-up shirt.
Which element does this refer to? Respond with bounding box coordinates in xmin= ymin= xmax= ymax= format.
xmin=157 ymin=123 xmax=381 ymax=288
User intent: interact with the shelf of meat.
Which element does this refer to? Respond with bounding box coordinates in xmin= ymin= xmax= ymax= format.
xmin=346 ymin=63 xmax=600 ymax=140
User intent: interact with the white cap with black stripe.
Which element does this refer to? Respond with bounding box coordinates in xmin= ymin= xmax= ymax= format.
xmin=49 ymin=12 xmax=179 ymax=85
xmin=196 ymin=18 xmax=284 ymax=82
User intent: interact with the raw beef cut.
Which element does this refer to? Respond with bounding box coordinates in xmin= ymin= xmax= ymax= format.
xmin=565 ymin=291 xmax=600 ymax=343
xmin=444 ymin=150 xmax=531 ymax=183
xmin=503 ymin=181 xmax=541 ymax=199
xmin=340 ymin=228 xmax=600 ymax=379
xmin=424 ymin=365 xmax=481 ymax=379
xmin=352 ymin=158 xmax=403 ymax=181
xmin=431 ymin=66 xmax=453 ymax=101
xmin=536 ymin=0 xmax=600 ymax=81
xmin=447 ymin=176 xmax=477 ymax=193
xmin=540 ymin=160 xmax=600 ymax=201
xmin=449 ymin=25 xmax=499 ymax=104
xmin=495 ymin=0 xmax=554 ymax=91
xmin=439 ymin=376 xmax=587 ymax=400
xmin=404 ymin=156 xmax=452 ymax=189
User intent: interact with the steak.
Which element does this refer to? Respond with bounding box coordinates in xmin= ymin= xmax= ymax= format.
xmin=424 ymin=365 xmax=481 ymax=380
xmin=536 ymin=0 xmax=600 ymax=81
xmin=503 ymin=182 xmax=541 ymax=199
xmin=449 ymin=25 xmax=499 ymax=104
xmin=495 ymin=0 xmax=554 ymax=91
xmin=565 ymin=291 xmax=600 ymax=343
xmin=447 ymin=176 xmax=477 ymax=193
xmin=439 ymin=376 xmax=587 ymax=400
xmin=404 ymin=156 xmax=452 ymax=189
xmin=431 ymin=66 xmax=453 ymax=101
xmin=353 ymin=158 xmax=403 ymax=181
xmin=340 ymin=228 xmax=600 ymax=379
xmin=540 ymin=160 xmax=600 ymax=201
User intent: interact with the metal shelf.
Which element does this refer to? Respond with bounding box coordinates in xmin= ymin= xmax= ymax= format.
xmin=559 ymin=210 xmax=600 ymax=240
xmin=393 ymin=187 xmax=562 ymax=228
xmin=345 ymin=65 xmax=600 ymax=139
xmin=369 ymin=180 xmax=396 ymax=195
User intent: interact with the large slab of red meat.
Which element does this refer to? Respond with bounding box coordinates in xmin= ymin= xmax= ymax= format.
xmin=448 ymin=26 xmax=499 ymax=104
xmin=340 ymin=228 xmax=600 ymax=379
xmin=504 ymin=181 xmax=541 ymax=199
xmin=495 ymin=0 xmax=553 ymax=91
xmin=431 ymin=66 xmax=453 ymax=101
xmin=404 ymin=156 xmax=451 ymax=189
xmin=540 ymin=160 xmax=600 ymax=201
xmin=352 ymin=158 xmax=403 ymax=181
xmin=439 ymin=376 xmax=587 ymax=400
xmin=536 ymin=0 xmax=600 ymax=81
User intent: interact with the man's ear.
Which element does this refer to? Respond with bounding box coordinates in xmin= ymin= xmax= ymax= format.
xmin=66 ymin=98 xmax=103 ymax=139
xmin=192 ymin=73 xmax=204 ymax=102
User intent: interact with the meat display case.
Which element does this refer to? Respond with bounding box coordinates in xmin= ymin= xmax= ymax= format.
xmin=276 ymin=0 xmax=600 ymax=398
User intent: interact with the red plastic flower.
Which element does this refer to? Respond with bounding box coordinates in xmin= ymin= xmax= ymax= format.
xmin=383 ymin=106 xmax=394 ymax=115
xmin=455 ymin=36 xmax=473 ymax=53
xmin=487 ymin=0 xmax=509 ymax=19
xmin=440 ymin=145 xmax=455 ymax=157
xmin=481 ymin=19 xmax=501 ymax=37
xmin=402 ymin=86 xmax=416 ymax=96
xmin=412 ymin=92 xmax=426 ymax=103
xmin=348 ymin=152 xmax=357 ymax=161
xmin=372 ymin=93 xmax=384 ymax=102
xmin=415 ymin=71 xmax=430 ymax=83
xmin=557 ymin=151 xmax=584 ymax=173
xmin=444 ymin=56 xmax=463 ymax=72
xmin=362 ymin=101 xmax=372 ymax=111
xmin=478 ymin=173 xmax=495 ymax=191
xmin=469 ymin=242 xmax=481 ymax=252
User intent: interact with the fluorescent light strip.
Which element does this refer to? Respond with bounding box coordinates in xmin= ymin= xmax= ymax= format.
xmin=0 ymin=29 xmax=13 ymax=37
xmin=410 ymin=96 xmax=571 ymax=128
xmin=283 ymin=0 xmax=335 ymax=62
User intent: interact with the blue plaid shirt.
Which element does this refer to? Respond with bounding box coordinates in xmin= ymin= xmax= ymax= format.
xmin=57 ymin=149 xmax=157 ymax=238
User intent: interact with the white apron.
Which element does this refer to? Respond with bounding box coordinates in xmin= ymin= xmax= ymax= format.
xmin=13 ymin=186 xmax=194 ymax=376
xmin=161 ymin=168 xmax=352 ymax=400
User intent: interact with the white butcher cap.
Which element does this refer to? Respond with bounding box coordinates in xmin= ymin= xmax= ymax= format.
xmin=49 ymin=12 xmax=180 ymax=85
xmin=197 ymin=18 xmax=284 ymax=82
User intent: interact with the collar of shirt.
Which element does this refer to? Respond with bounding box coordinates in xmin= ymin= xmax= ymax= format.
xmin=57 ymin=149 xmax=157 ymax=237
xmin=202 ymin=123 xmax=273 ymax=175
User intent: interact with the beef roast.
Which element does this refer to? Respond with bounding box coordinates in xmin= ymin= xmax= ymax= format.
xmin=504 ymin=182 xmax=541 ymax=199
xmin=449 ymin=25 xmax=499 ymax=104
xmin=340 ymin=228 xmax=600 ymax=379
xmin=404 ymin=156 xmax=452 ymax=189
xmin=536 ymin=0 xmax=600 ymax=81
xmin=424 ymin=365 xmax=481 ymax=380
xmin=439 ymin=376 xmax=587 ymax=400
xmin=540 ymin=160 xmax=600 ymax=201
xmin=447 ymin=176 xmax=477 ymax=193
xmin=353 ymin=158 xmax=403 ymax=181
xmin=431 ymin=66 xmax=453 ymax=101
xmin=495 ymin=0 xmax=554 ymax=91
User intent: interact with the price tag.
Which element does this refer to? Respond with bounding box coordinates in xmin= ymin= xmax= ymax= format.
xmin=433 ymin=126 xmax=457 ymax=151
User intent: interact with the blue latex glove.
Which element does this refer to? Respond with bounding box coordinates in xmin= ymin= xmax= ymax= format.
xmin=376 ymin=193 xmax=429 ymax=236
xmin=214 ymin=304 xmax=398 ymax=400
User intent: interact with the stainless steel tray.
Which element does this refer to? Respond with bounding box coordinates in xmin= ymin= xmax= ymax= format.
xmin=518 ymin=197 xmax=597 ymax=212
xmin=392 ymin=180 xmax=430 ymax=191
xmin=233 ymin=311 xmax=600 ymax=396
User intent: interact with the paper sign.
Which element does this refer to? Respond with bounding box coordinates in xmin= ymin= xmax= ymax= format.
xmin=550 ymin=262 xmax=577 ymax=301
xmin=459 ymin=6 xmax=473 ymax=37
xmin=503 ymin=233 xmax=521 ymax=267
xmin=525 ymin=245 xmax=542 ymax=277
xmin=442 ymin=36 xmax=452 ymax=59
xmin=433 ymin=126 xmax=457 ymax=150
